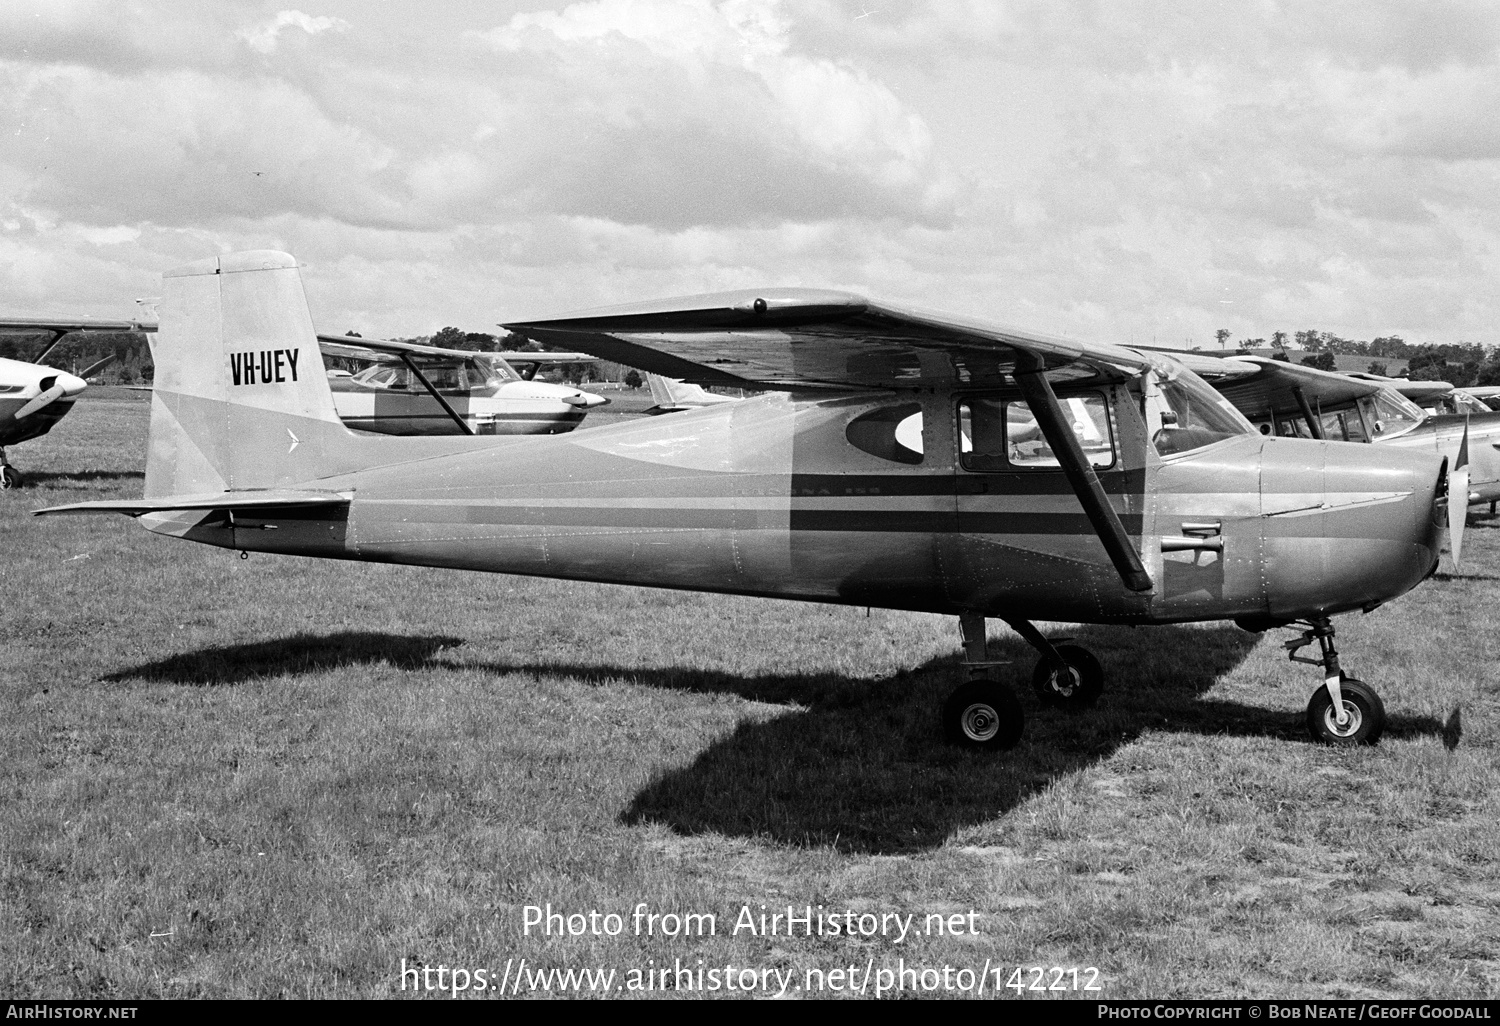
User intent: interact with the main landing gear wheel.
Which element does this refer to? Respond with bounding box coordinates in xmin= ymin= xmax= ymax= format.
xmin=1306 ymin=676 xmax=1385 ymax=746
xmin=0 ymin=466 xmax=20 ymax=490
xmin=943 ymin=678 xmax=1024 ymax=751
xmin=1031 ymin=644 xmax=1103 ymax=709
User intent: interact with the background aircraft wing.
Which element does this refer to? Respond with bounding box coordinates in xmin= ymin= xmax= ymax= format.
xmin=0 ymin=318 xmax=155 ymax=365
xmin=501 ymin=289 xmax=1162 ymax=390
xmin=1386 ymin=379 xmax=1456 ymax=404
xmin=492 ymin=351 xmax=597 ymax=364
xmin=0 ymin=318 xmax=152 ymax=335
xmin=317 ymin=334 xmax=487 ymax=362
xmin=1203 ymin=356 xmax=1387 ymax=419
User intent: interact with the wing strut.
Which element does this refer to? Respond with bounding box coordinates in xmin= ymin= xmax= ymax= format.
xmin=1012 ymin=356 xmax=1154 ymax=593
xmin=1292 ymin=386 xmax=1324 ymax=440
xmin=397 ymin=353 xmax=474 ymax=436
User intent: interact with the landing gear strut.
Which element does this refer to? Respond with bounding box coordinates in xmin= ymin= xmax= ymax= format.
xmin=941 ymin=613 xmax=1106 ymax=750
xmin=0 ymin=448 xmax=20 ymax=490
xmin=1285 ymin=618 xmax=1385 ymax=746
xmin=943 ymin=612 xmax=1024 ymax=750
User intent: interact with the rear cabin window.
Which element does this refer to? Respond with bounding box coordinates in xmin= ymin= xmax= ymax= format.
xmin=846 ymin=403 xmax=924 ymax=464
xmin=958 ymin=394 xmax=1115 ymax=472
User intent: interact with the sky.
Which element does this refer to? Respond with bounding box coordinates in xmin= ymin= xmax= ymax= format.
xmin=2 ymin=0 xmax=1498 ymax=347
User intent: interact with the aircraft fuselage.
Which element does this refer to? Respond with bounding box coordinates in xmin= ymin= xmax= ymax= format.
xmin=143 ymin=389 xmax=1445 ymax=628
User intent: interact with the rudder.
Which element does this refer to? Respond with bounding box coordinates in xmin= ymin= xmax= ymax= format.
xmin=145 ymin=251 xmax=345 ymax=497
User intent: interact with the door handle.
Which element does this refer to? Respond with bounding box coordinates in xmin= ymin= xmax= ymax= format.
xmin=1180 ymin=521 xmax=1221 ymax=537
xmin=1162 ymin=536 xmax=1223 ymax=552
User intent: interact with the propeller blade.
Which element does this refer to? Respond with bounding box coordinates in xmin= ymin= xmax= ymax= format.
xmin=1449 ymin=466 xmax=1470 ymax=567
xmin=1449 ymin=419 xmax=1471 ymax=567
xmin=13 ymin=378 xmax=65 ymax=420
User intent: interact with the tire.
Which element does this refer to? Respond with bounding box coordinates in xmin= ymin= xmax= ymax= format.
xmin=1306 ymin=676 xmax=1385 ymax=746
xmin=1032 ymin=644 xmax=1104 ymax=709
xmin=943 ymin=678 xmax=1024 ymax=751
xmin=0 ymin=466 xmax=20 ymax=490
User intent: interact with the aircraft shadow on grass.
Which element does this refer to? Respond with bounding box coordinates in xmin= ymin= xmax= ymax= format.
xmin=106 ymin=625 xmax=1447 ymax=854
xmin=484 ymin=623 xmax=1445 ymax=855
xmin=104 ymin=631 xmax=466 ymax=685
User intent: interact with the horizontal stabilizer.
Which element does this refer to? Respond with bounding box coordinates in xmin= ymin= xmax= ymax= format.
xmin=34 ymin=490 xmax=349 ymax=518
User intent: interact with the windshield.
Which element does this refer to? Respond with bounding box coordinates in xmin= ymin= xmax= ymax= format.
xmin=1362 ymin=389 xmax=1425 ymax=440
xmin=1148 ymin=372 xmax=1255 ymax=457
xmin=1452 ymin=392 xmax=1490 ymax=416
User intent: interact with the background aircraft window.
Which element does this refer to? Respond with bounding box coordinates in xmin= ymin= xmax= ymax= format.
xmin=958 ymin=394 xmax=1114 ymax=471
xmin=466 ymin=358 xmax=514 ymax=388
xmin=1150 ymin=374 xmax=1253 ymax=456
xmin=1365 ymin=390 xmax=1424 ymax=439
xmin=846 ymin=403 xmax=924 ymax=464
xmin=1277 ymin=416 xmax=1313 ymax=438
xmin=1320 ymin=410 xmax=1368 ymax=443
xmin=1453 ymin=392 xmax=1489 ymax=416
xmin=424 ymin=364 xmax=465 ymax=391
xmin=361 ymin=365 xmax=408 ymax=390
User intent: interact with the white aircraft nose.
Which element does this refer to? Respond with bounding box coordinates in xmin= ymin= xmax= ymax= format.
xmin=12 ymin=369 xmax=87 ymax=420
xmin=561 ymin=390 xmax=610 ymax=408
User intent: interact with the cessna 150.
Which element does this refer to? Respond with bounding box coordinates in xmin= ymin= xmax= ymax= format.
xmin=0 ymin=319 xmax=135 ymax=488
xmin=38 ymin=251 xmax=1453 ymax=750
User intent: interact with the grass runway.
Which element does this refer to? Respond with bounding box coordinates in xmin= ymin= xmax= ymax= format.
xmin=2 ymin=394 xmax=1498 ymax=999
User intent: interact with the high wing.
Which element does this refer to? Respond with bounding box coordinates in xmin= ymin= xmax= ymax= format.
xmin=318 ymin=334 xmax=499 ymax=363
xmin=1184 ymin=355 xmax=1392 ymax=421
xmin=1382 ymin=378 xmax=1456 ymax=405
xmin=493 ymin=351 xmax=597 ymax=364
xmin=501 ymin=289 xmax=1159 ymax=390
xmin=0 ymin=318 xmax=155 ymax=365
xmin=504 ymin=289 xmax=1174 ymax=592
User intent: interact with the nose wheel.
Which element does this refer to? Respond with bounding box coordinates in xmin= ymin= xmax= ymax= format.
xmin=0 ymin=450 xmax=20 ymax=490
xmin=1306 ymin=675 xmax=1384 ymax=746
xmin=1285 ymin=619 xmax=1387 ymax=746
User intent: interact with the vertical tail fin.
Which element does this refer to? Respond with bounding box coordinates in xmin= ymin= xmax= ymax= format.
xmin=645 ymin=374 xmax=738 ymax=412
xmin=145 ymin=251 xmax=345 ymax=497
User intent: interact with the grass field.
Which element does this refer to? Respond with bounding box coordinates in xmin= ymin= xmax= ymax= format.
xmin=3 ymin=395 xmax=1498 ymax=1000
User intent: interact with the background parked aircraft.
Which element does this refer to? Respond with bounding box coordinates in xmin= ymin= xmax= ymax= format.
xmin=643 ymin=374 xmax=743 ymax=413
xmin=0 ymin=319 xmax=142 ymax=488
xmin=319 ymin=336 xmax=608 ymax=436
xmin=1185 ymin=354 xmax=1500 ymax=509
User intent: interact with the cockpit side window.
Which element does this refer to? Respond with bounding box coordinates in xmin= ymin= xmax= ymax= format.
xmin=958 ymin=393 xmax=1115 ymax=472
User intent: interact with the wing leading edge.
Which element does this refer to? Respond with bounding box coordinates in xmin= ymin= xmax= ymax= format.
xmin=502 ymin=289 xmax=1160 ymax=391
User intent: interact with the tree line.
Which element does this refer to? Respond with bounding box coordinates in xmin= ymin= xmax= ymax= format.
xmin=6 ymin=323 xmax=1497 ymax=389
xmin=1214 ymin=329 xmax=1500 ymax=387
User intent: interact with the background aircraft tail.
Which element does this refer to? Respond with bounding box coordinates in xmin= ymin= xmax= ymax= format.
xmin=144 ymin=251 xmax=347 ymax=497
xmin=645 ymin=374 xmax=739 ymax=412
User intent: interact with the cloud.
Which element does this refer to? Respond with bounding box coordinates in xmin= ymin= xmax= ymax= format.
xmin=470 ymin=0 xmax=957 ymax=228
xmin=237 ymin=10 xmax=350 ymax=55
xmin=3 ymin=1 xmax=1500 ymax=347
